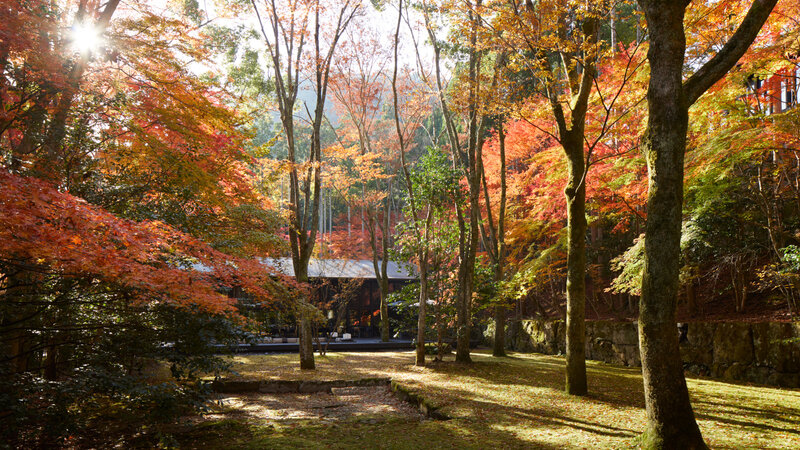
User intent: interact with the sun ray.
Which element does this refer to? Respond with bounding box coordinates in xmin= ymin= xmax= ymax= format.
xmin=71 ymin=22 xmax=102 ymax=54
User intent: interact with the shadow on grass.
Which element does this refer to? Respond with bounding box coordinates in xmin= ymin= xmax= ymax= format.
xmin=449 ymin=396 xmax=639 ymax=439
xmin=692 ymin=398 xmax=800 ymax=435
xmin=694 ymin=410 xmax=800 ymax=435
xmin=420 ymin=352 xmax=646 ymax=409
xmin=206 ymin=350 xmax=800 ymax=448
xmin=381 ymin=369 xmax=641 ymax=446
xmin=176 ymin=416 xmax=562 ymax=449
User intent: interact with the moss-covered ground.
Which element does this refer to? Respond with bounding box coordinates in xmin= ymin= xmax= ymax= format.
xmin=177 ymin=350 xmax=800 ymax=449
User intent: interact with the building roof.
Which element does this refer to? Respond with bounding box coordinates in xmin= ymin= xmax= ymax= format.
xmin=260 ymin=258 xmax=416 ymax=280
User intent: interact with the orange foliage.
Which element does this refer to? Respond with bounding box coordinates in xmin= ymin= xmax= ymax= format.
xmin=0 ymin=169 xmax=300 ymax=315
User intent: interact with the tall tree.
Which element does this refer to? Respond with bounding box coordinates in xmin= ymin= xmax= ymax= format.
xmin=419 ymin=0 xmax=500 ymax=363
xmin=329 ymin=26 xmax=397 ymax=341
xmin=481 ymin=120 xmax=509 ymax=357
xmin=392 ymin=0 xmax=430 ymax=365
xmin=251 ymin=0 xmax=361 ymax=369
xmin=538 ymin=3 xmax=599 ymax=395
xmin=634 ymin=0 xmax=777 ymax=447
xmin=483 ymin=0 xmax=645 ymax=393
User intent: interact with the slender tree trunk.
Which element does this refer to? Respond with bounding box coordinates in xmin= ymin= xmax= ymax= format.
xmin=395 ymin=0 xmax=428 ymax=364
xmin=492 ymin=305 xmax=506 ymax=356
xmin=296 ymin=266 xmax=316 ymax=370
xmin=254 ymin=0 xmax=359 ymax=372
xmin=299 ymin=315 xmax=315 ymax=369
xmin=380 ymin=194 xmax=392 ymax=342
xmin=542 ymin=9 xmax=597 ymax=395
xmin=456 ymin=201 xmax=478 ymax=363
xmin=367 ymin=200 xmax=392 ymax=342
xmin=491 ymin=118 xmax=508 ymax=357
xmin=379 ymin=276 xmax=390 ymax=341
xmin=436 ymin=289 xmax=446 ymax=361
xmin=564 ymin=134 xmax=588 ymax=395
xmin=416 ymin=256 xmax=428 ymax=366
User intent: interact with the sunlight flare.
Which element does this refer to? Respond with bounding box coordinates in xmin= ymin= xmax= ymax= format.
xmin=71 ymin=22 xmax=102 ymax=54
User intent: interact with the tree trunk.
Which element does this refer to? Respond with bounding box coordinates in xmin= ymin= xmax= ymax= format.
xmin=542 ymin=9 xmax=597 ymax=395
xmin=367 ymin=207 xmax=392 ymax=343
xmin=416 ymin=256 xmax=428 ymax=366
xmin=299 ymin=315 xmax=315 ymax=370
xmin=638 ymin=130 xmax=705 ymax=447
xmin=637 ymin=5 xmax=703 ymax=446
xmin=295 ymin=265 xmax=316 ymax=371
xmin=379 ymin=278 xmax=390 ymax=342
xmin=436 ymin=297 xmax=446 ymax=361
xmin=635 ymin=0 xmax=781 ymax=443
xmin=492 ymin=305 xmax=506 ymax=357
xmin=455 ymin=201 xmax=477 ymax=363
xmin=380 ymin=197 xmax=392 ymax=342
xmin=491 ymin=120 xmax=508 ymax=358
xmin=255 ymin=0 xmax=360 ymax=373
xmin=564 ymin=135 xmax=588 ymax=396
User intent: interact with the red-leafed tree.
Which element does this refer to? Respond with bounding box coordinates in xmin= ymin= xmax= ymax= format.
xmin=480 ymin=0 xmax=647 ymax=394
xmin=0 ymin=1 xmax=295 ymax=445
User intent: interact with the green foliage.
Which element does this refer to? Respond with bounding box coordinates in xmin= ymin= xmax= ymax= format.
xmin=608 ymin=234 xmax=644 ymax=296
xmin=472 ymin=255 xmax=500 ymax=307
xmin=781 ymin=245 xmax=800 ymax=272
xmin=424 ymin=341 xmax=452 ymax=355
xmin=408 ymin=146 xmax=463 ymax=209
xmin=394 ymin=146 xmax=462 ymax=270
xmin=386 ymin=284 xmax=424 ymax=337
xmin=0 ymin=292 xmax=245 ymax=447
xmin=500 ymin=227 xmax=567 ymax=310
xmin=204 ymin=24 xmax=274 ymax=107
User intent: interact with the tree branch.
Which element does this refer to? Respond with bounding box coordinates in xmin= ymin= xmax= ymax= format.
xmin=683 ymin=0 xmax=778 ymax=105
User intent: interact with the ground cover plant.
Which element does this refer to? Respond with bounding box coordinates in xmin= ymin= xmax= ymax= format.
xmin=178 ymin=351 xmax=800 ymax=449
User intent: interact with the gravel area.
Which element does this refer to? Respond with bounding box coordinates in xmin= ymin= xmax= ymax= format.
xmin=202 ymin=385 xmax=424 ymax=423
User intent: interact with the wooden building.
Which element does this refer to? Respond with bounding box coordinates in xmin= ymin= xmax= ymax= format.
xmin=261 ymin=258 xmax=417 ymax=338
xmin=747 ymin=66 xmax=798 ymax=114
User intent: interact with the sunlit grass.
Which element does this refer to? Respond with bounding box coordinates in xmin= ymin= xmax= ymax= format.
xmin=181 ymin=350 xmax=800 ymax=449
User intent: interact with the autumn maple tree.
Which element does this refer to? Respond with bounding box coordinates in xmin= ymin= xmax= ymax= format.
xmin=475 ymin=0 xmax=646 ymax=394
xmin=1 ymin=1 xmax=296 ymax=444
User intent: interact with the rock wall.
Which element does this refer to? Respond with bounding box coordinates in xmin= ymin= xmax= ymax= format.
xmin=484 ymin=319 xmax=800 ymax=388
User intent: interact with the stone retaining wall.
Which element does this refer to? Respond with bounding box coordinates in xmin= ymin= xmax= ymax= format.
xmin=484 ymin=319 xmax=800 ymax=387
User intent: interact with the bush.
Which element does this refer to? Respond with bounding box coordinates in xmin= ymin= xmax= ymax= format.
xmin=0 ymin=302 xmax=243 ymax=448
